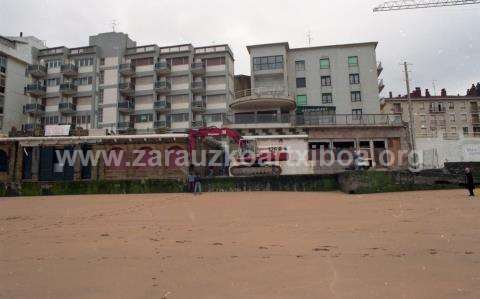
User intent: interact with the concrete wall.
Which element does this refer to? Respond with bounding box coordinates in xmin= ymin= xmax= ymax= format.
xmin=416 ymin=135 xmax=480 ymax=168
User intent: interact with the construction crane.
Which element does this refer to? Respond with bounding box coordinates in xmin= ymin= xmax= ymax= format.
xmin=374 ymin=0 xmax=480 ymax=12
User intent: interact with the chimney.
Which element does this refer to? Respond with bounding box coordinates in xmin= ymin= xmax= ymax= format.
xmin=441 ymin=88 xmax=447 ymax=97
xmin=425 ymin=89 xmax=431 ymax=98
xmin=389 ymin=91 xmax=393 ymax=98
xmin=20 ymin=32 xmax=23 ymax=37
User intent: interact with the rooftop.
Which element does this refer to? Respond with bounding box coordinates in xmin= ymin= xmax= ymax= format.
xmin=247 ymin=41 xmax=378 ymax=53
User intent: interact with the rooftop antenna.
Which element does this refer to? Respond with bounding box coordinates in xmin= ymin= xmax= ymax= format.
xmin=111 ymin=20 xmax=119 ymax=32
xmin=307 ymin=30 xmax=313 ymax=46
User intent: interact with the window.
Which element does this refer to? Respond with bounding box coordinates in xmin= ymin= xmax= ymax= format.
xmin=172 ymin=113 xmax=189 ymax=122
xmin=75 ymin=76 xmax=93 ymax=85
xmin=420 ymin=102 xmax=425 ymax=110
xmin=170 ymin=57 xmax=189 ymax=66
xmin=100 ymin=58 xmax=105 ymax=66
xmin=72 ymin=115 xmax=91 ymax=124
xmin=320 ymin=58 xmax=330 ymax=69
xmin=98 ymin=108 xmax=103 ymax=123
xmin=296 ymin=77 xmax=306 ymax=88
xmin=46 ymin=59 xmax=62 ymax=69
xmin=351 ymin=91 xmax=362 ymax=102
xmin=352 ymin=109 xmax=363 ymax=115
xmin=253 ymin=55 xmax=284 ymax=71
xmin=206 ymin=57 xmax=225 ymax=66
xmin=135 ymin=114 xmax=153 ymax=123
xmin=47 ymin=78 xmax=60 ymax=87
xmin=322 ymin=93 xmax=333 ymax=104
xmin=204 ymin=114 xmax=223 ymax=122
xmin=321 ymin=76 xmax=331 ymax=87
xmin=349 ymin=73 xmax=360 ymax=85
xmin=463 ymin=127 xmax=469 ymax=135
xmin=449 ymin=114 xmax=456 ymax=123
xmin=98 ymin=90 xmax=104 ymax=103
xmin=75 ymin=57 xmax=94 ymax=67
xmin=0 ymin=150 xmax=8 ymax=172
xmin=450 ymin=126 xmax=457 ymax=133
xmin=132 ymin=57 xmax=154 ymax=66
xmin=99 ymin=71 xmax=104 ymax=84
xmin=449 ymin=102 xmax=454 ymax=109
xmin=295 ymin=60 xmax=305 ymax=71
xmin=461 ymin=114 xmax=468 ymax=122
xmin=296 ymin=95 xmax=307 ymax=106
xmin=348 ymin=56 xmax=359 ymax=66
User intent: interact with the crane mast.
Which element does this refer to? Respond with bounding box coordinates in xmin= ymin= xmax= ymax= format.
xmin=374 ymin=0 xmax=480 ymax=12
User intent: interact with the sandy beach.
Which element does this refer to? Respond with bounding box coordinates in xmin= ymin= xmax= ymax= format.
xmin=1 ymin=190 xmax=479 ymax=298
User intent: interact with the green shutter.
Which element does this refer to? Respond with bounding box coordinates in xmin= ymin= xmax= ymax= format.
xmin=296 ymin=95 xmax=307 ymax=106
xmin=320 ymin=58 xmax=330 ymax=69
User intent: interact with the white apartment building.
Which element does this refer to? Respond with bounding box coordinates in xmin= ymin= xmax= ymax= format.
xmin=24 ymin=32 xmax=234 ymax=134
xmin=0 ymin=34 xmax=45 ymax=135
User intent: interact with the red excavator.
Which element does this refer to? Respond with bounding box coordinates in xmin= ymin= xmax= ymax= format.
xmin=188 ymin=127 xmax=288 ymax=176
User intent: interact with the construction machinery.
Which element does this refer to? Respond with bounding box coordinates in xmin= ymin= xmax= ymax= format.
xmin=188 ymin=128 xmax=288 ymax=176
xmin=374 ymin=0 xmax=480 ymax=12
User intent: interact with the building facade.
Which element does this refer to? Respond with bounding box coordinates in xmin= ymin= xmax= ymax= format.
xmin=0 ymin=34 xmax=45 ymax=135
xmin=23 ymin=32 xmax=234 ymax=135
xmin=381 ymin=90 xmax=480 ymax=167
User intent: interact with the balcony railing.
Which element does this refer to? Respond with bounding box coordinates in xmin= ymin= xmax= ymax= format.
xmin=119 ymin=63 xmax=135 ymax=76
xmin=119 ymin=83 xmax=135 ymax=95
xmin=58 ymin=102 xmax=76 ymax=114
xmin=377 ymin=61 xmax=383 ymax=76
xmin=60 ymin=63 xmax=78 ymax=77
xmin=154 ymin=121 xmax=170 ymax=129
xmin=443 ymin=132 xmax=460 ymax=140
xmin=153 ymin=101 xmax=170 ymax=111
xmin=23 ymin=103 xmax=45 ymax=116
xmin=59 ymin=83 xmax=77 ymax=95
xmin=118 ymin=101 xmax=135 ymax=113
xmin=234 ymin=87 xmax=293 ymax=99
xmin=154 ymin=81 xmax=171 ymax=94
xmin=471 ymin=106 xmax=479 ymax=114
xmin=192 ymin=100 xmax=206 ymax=112
xmin=154 ymin=62 xmax=171 ymax=75
xmin=192 ymin=120 xmax=206 ymax=128
xmin=25 ymin=83 xmax=47 ymax=97
xmin=378 ymin=79 xmax=385 ymax=93
xmin=22 ymin=123 xmax=43 ymax=132
xmin=224 ymin=113 xmax=403 ymax=127
xmin=464 ymin=132 xmax=480 ymax=138
xmin=117 ymin=122 xmax=134 ymax=130
xmin=191 ymin=62 xmax=206 ymax=74
xmin=191 ymin=81 xmax=205 ymax=93
xmin=27 ymin=64 xmax=47 ymax=78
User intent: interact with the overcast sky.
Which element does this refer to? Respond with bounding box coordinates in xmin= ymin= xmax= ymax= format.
xmin=1 ymin=0 xmax=479 ymax=96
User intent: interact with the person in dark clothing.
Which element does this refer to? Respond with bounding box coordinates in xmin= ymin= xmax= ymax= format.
xmin=465 ymin=168 xmax=475 ymax=197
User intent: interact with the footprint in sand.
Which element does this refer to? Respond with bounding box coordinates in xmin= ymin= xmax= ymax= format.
xmin=259 ymin=246 xmax=269 ymax=250
xmin=429 ymin=249 xmax=438 ymax=255
xmin=212 ymin=242 xmax=223 ymax=246
xmin=465 ymin=251 xmax=475 ymax=255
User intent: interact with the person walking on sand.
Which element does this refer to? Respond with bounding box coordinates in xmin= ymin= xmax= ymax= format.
xmin=193 ymin=173 xmax=202 ymax=195
xmin=465 ymin=168 xmax=476 ymax=198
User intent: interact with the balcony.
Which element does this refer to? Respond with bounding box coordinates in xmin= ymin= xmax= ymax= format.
xmin=378 ymin=79 xmax=385 ymax=93
xmin=117 ymin=122 xmax=134 ymax=131
xmin=191 ymin=62 xmax=205 ymax=75
xmin=25 ymin=83 xmax=46 ymax=97
xmin=0 ymin=95 xmax=4 ymax=109
xmin=231 ymin=87 xmax=296 ymax=112
xmin=60 ymin=83 xmax=77 ymax=96
xmin=60 ymin=63 xmax=78 ymax=77
xmin=443 ymin=132 xmax=460 ymax=140
xmin=58 ymin=102 xmax=76 ymax=115
xmin=154 ymin=81 xmax=171 ymax=94
xmin=377 ymin=62 xmax=383 ymax=76
xmin=119 ymin=82 xmax=135 ymax=96
xmin=191 ymin=81 xmax=205 ymax=94
xmin=191 ymin=100 xmax=206 ymax=112
xmin=153 ymin=101 xmax=170 ymax=112
xmin=27 ymin=64 xmax=47 ymax=78
xmin=22 ymin=123 xmax=43 ymax=133
xmin=192 ymin=120 xmax=206 ymax=128
xmin=154 ymin=62 xmax=171 ymax=75
xmin=117 ymin=101 xmax=135 ymax=113
xmin=23 ymin=103 xmax=45 ymax=116
xmin=119 ymin=63 xmax=135 ymax=77
xmin=154 ymin=120 xmax=170 ymax=129
xmin=470 ymin=106 xmax=479 ymax=114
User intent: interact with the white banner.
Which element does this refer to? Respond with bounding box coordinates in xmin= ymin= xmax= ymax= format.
xmin=45 ymin=125 xmax=71 ymax=137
